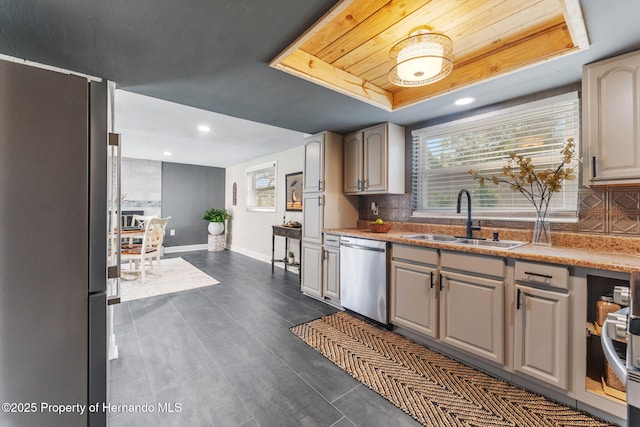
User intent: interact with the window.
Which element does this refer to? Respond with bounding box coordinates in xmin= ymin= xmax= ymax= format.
xmin=246 ymin=162 xmax=277 ymax=212
xmin=411 ymin=92 xmax=580 ymax=221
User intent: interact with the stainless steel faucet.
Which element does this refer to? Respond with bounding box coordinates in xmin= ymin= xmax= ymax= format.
xmin=457 ymin=189 xmax=481 ymax=239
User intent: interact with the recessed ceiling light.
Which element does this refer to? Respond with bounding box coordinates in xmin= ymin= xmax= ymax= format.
xmin=454 ymin=97 xmax=476 ymax=106
xmin=163 ymin=151 xmax=172 ymax=156
xmin=197 ymin=125 xmax=211 ymax=132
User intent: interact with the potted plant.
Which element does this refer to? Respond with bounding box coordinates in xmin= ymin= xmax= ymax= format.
xmin=287 ymin=250 xmax=295 ymax=264
xmin=203 ymin=208 xmax=231 ymax=235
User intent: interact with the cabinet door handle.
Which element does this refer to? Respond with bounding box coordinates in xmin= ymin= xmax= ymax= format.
xmin=524 ymin=271 xmax=552 ymax=280
xmin=516 ymin=288 xmax=522 ymax=310
xmin=439 ymin=273 xmax=443 ymax=291
xmin=357 ymin=179 xmax=361 ymax=191
xmin=592 ymin=156 xmax=597 ymax=178
xmin=429 ymin=271 xmax=434 ymax=288
xmin=317 ymin=195 xmax=322 ymax=206
xmin=362 ymin=179 xmax=367 ymax=190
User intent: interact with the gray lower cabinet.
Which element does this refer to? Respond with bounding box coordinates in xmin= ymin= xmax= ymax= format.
xmin=303 ymin=234 xmax=341 ymax=304
xmin=390 ymin=246 xmax=505 ymax=363
xmin=514 ymin=284 xmax=569 ymax=389
xmin=439 ymin=251 xmax=505 ymax=365
xmin=513 ymin=260 xmax=570 ymax=390
xmin=322 ymin=245 xmax=340 ymax=300
xmin=301 ymin=241 xmax=323 ymax=298
xmin=390 ymin=245 xmax=439 ymax=338
xmin=440 ymin=271 xmax=505 ymax=364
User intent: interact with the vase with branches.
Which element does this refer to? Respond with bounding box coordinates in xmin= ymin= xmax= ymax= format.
xmin=469 ymin=138 xmax=579 ymax=245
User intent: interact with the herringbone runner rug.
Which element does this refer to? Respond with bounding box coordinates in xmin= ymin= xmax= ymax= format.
xmin=291 ymin=311 xmax=614 ymax=427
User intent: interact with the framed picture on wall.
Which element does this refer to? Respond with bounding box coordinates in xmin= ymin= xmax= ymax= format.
xmin=285 ymin=171 xmax=303 ymax=211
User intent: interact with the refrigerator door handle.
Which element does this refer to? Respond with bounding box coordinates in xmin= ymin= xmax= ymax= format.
xmin=107 ymin=129 xmax=122 ymax=305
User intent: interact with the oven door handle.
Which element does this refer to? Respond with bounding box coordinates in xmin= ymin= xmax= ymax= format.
xmin=601 ymin=310 xmax=629 ymax=385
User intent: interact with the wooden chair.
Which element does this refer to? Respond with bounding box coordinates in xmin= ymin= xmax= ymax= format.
xmin=131 ymin=214 xmax=158 ymax=228
xmin=121 ymin=217 xmax=170 ymax=282
xmin=124 ymin=214 xmax=159 ymax=248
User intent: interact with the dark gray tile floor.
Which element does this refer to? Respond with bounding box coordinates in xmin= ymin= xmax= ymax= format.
xmin=109 ymin=250 xmax=421 ymax=427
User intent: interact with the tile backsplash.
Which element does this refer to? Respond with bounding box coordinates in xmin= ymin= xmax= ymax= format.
xmin=359 ymin=186 xmax=640 ymax=236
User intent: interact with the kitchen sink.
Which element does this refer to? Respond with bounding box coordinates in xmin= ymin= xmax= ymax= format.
xmin=401 ymin=234 xmax=459 ymax=242
xmin=401 ymin=234 xmax=527 ymax=249
xmin=454 ymin=238 xmax=528 ymax=249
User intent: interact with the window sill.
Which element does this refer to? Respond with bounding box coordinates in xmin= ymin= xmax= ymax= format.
xmin=410 ymin=211 xmax=579 ymax=224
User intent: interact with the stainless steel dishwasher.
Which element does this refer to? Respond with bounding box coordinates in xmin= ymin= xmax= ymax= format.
xmin=340 ymin=236 xmax=389 ymax=324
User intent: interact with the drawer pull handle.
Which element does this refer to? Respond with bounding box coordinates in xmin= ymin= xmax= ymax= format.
xmin=517 ymin=288 xmax=522 ymax=310
xmin=524 ymin=271 xmax=552 ymax=280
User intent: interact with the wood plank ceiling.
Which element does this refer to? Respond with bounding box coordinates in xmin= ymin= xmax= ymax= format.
xmin=271 ymin=0 xmax=589 ymax=111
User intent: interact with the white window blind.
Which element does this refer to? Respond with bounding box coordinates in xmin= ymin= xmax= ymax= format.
xmin=246 ymin=162 xmax=277 ymax=212
xmin=411 ymin=92 xmax=580 ymax=221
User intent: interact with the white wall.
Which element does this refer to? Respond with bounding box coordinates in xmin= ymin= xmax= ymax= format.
xmin=225 ymin=145 xmax=304 ymax=263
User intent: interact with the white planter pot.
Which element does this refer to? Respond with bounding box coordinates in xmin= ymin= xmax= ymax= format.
xmin=208 ymin=222 xmax=225 ymax=235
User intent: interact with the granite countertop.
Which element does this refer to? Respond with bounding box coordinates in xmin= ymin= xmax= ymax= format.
xmin=325 ymin=225 xmax=640 ymax=274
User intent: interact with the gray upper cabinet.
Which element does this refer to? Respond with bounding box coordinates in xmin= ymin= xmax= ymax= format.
xmin=343 ymin=132 xmax=362 ymax=194
xmin=343 ymin=122 xmax=405 ymax=195
xmin=583 ymin=50 xmax=640 ymax=185
xmin=304 ymin=133 xmax=324 ymax=193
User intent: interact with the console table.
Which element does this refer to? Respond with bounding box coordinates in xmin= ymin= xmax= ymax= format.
xmin=271 ymin=225 xmax=302 ymax=282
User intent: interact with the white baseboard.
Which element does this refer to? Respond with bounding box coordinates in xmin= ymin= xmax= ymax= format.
xmin=227 ymin=245 xmax=271 ymax=263
xmin=164 ymin=244 xmax=208 ymax=253
xmin=227 ymin=245 xmax=299 ymax=274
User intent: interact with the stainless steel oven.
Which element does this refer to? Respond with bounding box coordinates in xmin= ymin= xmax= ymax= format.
xmin=602 ymin=272 xmax=640 ymax=426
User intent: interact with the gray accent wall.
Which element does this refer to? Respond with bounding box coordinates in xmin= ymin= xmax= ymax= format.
xmin=162 ymin=162 xmax=225 ymax=247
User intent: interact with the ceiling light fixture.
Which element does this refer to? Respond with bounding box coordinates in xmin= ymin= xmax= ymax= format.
xmin=454 ymin=97 xmax=476 ymax=106
xmin=389 ymin=27 xmax=453 ymax=87
xmin=163 ymin=151 xmax=172 ymax=156
xmin=197 ymin=125 xmax=211 ymax=132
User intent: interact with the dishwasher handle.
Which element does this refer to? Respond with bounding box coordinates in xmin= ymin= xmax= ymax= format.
xmin=340 ymin=242 xmax=386 ymax=252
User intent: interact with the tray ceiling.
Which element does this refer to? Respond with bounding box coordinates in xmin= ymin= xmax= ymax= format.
xmin=271 ymin=0 xmax=588 ymax=112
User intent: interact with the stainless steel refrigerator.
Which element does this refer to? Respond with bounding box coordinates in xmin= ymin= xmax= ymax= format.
xmin=0 ymin=58 xmax=108 ymax=426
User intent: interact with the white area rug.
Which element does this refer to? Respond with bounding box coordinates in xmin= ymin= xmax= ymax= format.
xmin=120 ymin=257 xmax=220 ymax=302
